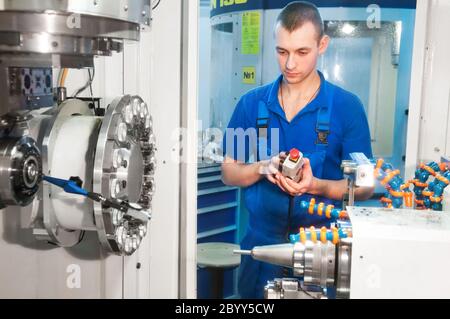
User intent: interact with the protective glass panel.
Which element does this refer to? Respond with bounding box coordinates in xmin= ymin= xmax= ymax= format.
xmin=319 ymin=21 xmax=403 ymax=159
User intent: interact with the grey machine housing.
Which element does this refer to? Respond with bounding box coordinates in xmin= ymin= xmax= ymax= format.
xmin=0 ymin=0 xmax=156 ymax=256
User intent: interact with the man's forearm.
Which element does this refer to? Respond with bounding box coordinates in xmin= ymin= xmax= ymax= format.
xmin=221 ymin=161 xmax=263 ymax=187
xmin=310 ymin=178 xmax=374 ymax=201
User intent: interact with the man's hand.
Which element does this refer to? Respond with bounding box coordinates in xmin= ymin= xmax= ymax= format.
xmin=259 ymin=153 xmax=288 ymax=185
xmin=223 ymin=154 xmax=374 ymax=200
xmin=274 ymin=157 xmax=317 ymax=196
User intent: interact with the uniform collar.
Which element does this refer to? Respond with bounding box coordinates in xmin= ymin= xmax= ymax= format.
xmin=264 ymin=70 xmax=330 ymax=120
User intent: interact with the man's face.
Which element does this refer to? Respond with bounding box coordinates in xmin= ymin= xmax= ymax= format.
xmin=275 ymin=22 xmax=329 ymax=84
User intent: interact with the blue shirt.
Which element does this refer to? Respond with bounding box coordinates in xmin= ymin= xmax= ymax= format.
xmin=222 ymin=71 xmax=372 ymax=298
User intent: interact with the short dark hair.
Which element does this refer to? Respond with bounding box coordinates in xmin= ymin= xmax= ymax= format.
xmin=276 ymin=1 xmax=324 ymax=40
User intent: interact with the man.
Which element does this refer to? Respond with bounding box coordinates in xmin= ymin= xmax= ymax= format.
xmin=221 ymin=1 xmax=374 ymax=298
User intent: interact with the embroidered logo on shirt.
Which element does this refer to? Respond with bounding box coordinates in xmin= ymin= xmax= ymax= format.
xmin=316 ymin=130 xmax=329 ymax=145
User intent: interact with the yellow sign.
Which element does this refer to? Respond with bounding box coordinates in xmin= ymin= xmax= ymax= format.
xmin=242 ymin=11 xmax=260 ymax=55
xmin=211 ymin=0 xmax=248 ymax=10
xmin=242 ymin=67 xmax=256 ymax=84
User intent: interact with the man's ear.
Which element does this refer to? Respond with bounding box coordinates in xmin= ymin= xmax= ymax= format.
xmin=318 ymin=35 xmax=330 ymax=55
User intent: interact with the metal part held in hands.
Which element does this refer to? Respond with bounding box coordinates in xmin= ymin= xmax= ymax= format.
xmin=0 ymin=136 xmax=42 ymax=208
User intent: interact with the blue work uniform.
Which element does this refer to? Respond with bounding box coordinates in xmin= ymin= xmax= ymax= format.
xmin=223 ymin=71 xmax=372 ymax=299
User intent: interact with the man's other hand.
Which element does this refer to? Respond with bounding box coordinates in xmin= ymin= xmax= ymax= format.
xmin=259 ymin=153 xmax=287 ymax=185
xmin=274 ymin=157 xmax=316 ymax=196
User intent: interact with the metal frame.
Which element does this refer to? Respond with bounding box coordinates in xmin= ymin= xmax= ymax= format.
xmin=179 ymin=0 xmax=198 ymax=299
xmin=405 ymin=0 xmax=429 ymax=179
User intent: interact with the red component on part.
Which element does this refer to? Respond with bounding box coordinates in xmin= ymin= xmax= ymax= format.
xmin=289 ymin=148 xmax=300 ymax=161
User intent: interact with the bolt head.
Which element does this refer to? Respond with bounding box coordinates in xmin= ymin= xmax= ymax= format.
xmin=116 ymin=122 xmax=128 ymax=143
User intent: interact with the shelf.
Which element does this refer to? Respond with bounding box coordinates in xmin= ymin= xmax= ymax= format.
xmin=198 ymin=175 xmax=223 ymax=184
xmin=198 ymin=165 xmax=222 ymax=174
xmin=197 ymin=225 xmax=237 ymax=240
xmin=198 ymin=186 xmax=238 ymax=196
xmin=197 ymin=165 xmax=240 ymax=299
xmin=197 ymin=202 xmax=238 ymax=215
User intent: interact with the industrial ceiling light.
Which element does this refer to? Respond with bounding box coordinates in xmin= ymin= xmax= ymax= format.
xmin=341 ymin=23 xmax=356 ymax=35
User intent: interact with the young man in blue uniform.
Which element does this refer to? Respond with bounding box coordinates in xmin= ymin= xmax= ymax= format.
xmin=221 ymin=2 xmax=374 ymax=298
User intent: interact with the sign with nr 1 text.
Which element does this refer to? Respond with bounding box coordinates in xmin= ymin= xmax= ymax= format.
xmin=242 ymin=66 xmax=256 ymax=84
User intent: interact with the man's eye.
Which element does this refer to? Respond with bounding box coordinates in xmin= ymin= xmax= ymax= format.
xmin=277 ymin=50 xmax=287 ymax=55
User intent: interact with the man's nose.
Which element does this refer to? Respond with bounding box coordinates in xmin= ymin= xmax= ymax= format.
xmin=286 ymin=54 xmax=296 ymax=70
